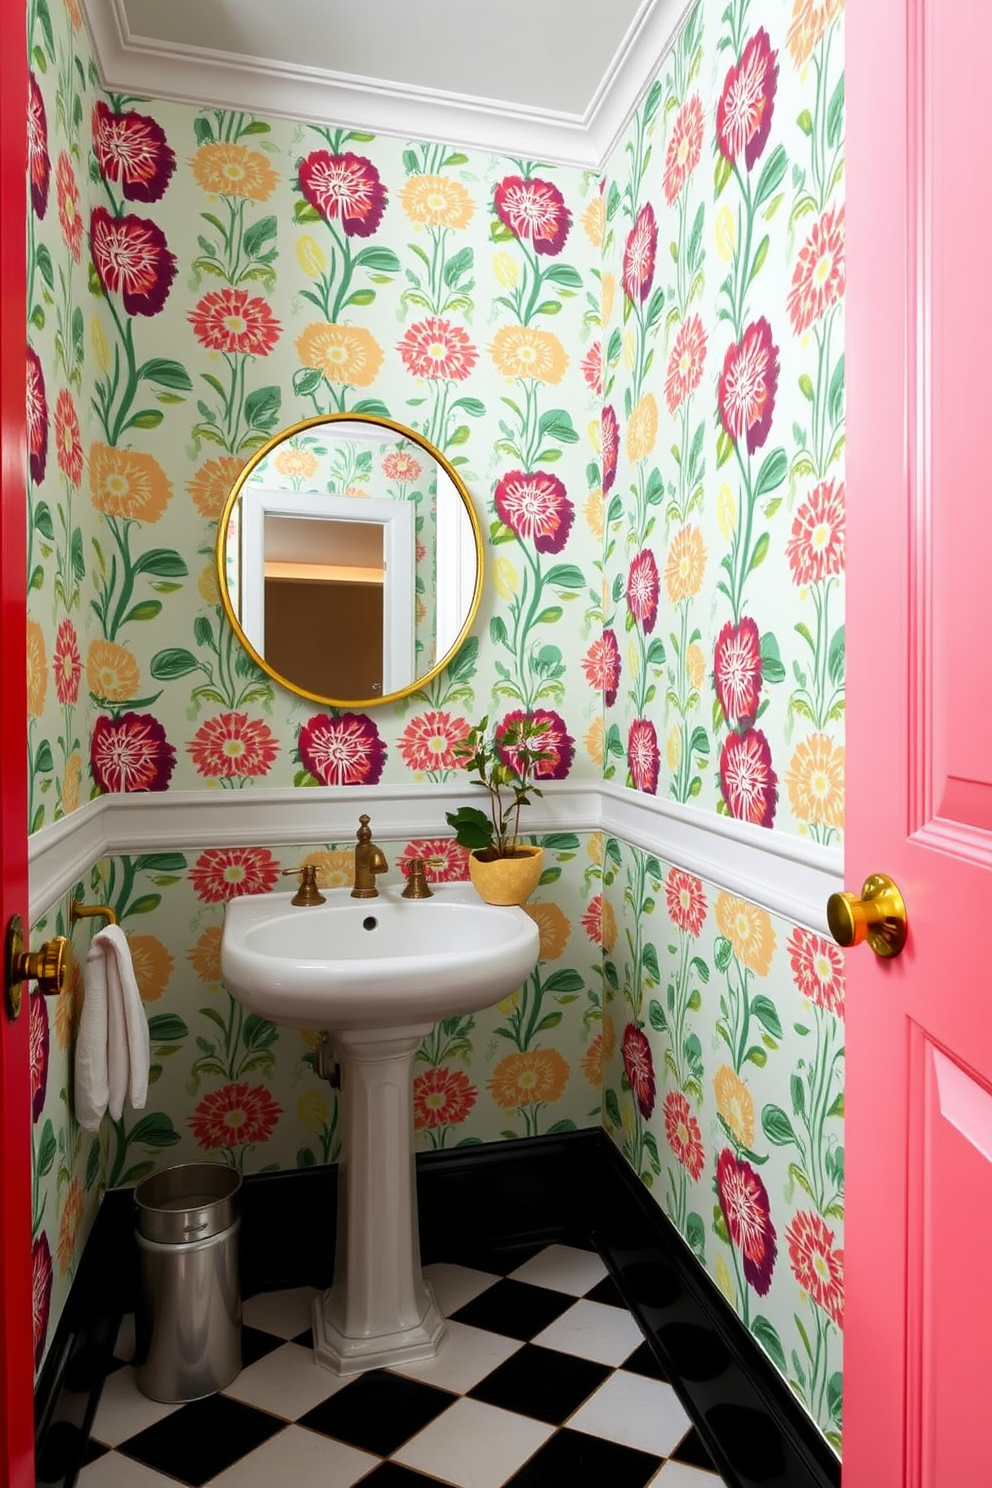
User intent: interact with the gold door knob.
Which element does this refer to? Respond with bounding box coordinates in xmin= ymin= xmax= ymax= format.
xmin=826 ymin=873 xmax=907 ymax=959
xmin=4 ymin=914 xmax=70 ymax=1020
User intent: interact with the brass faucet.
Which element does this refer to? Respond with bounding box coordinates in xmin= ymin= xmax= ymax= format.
xmin=352 ymin=814 xmax=388 ymax=898
xmin=282 ymin=863 xmax=326 ymax=906
xmin=402 ymin=858 xmax=433 ymax=899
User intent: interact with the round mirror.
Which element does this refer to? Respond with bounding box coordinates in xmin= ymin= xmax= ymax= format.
xmin=216 ymin=414 xmax=483 ymax=707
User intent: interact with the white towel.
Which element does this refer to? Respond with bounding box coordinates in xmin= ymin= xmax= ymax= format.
xmin=75 ymin=925 xmax=149 ymax=1131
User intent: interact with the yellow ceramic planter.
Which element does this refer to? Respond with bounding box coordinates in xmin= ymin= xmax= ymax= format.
xmin=468 ymin=845 xmax=544 ymax=907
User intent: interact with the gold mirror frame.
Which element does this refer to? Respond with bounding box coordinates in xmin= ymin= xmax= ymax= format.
xmin=216 ymin=413 xmax=484 ymax=709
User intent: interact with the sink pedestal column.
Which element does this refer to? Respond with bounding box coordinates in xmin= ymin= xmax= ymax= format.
xmin=312 ymin=1022 xmax=446 ymax=1375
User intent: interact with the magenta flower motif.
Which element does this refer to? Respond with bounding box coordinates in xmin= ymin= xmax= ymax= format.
xmin=90 ymin=207 xmax=177 ymax=317
xmin=494 ymin=470 xmax=574 ymax=555
xmin=718 ymin=318 xmax=779 ymax=454
xmin=720 ymin=728 xmax=778 ymax=827
xmin=91 ymin=712 xmax=177 ymax=793
xmin=716 ymin=1148 xmax=778 ymax=1295
xmin=714 ymin=617 xmax=763 ymax=726
xmin=53 ymin=619 xmax=81 ymax=706
xmin=33 ymin=1234 xmax=53 ymax=1370
xmin=622 ymin=203 xmax=657 ymax=306
xmin=496 ymin=708 xmax=574 ymax=781
xmin=298 ymin=151 xmax=387 ymax=237
xmin=601 ymin=405 xmax=619 ymax=495
xmin=581 ymin=629 xmax=621 ymax=707
xmin=716 ymin=29 xmax=779 ymax=171
xmin=627 ymin=549 xmax=660 ymax=634
xmin=30 ymin=990 xmax=49 ymax=1123
xmin=628 ymin=719 xmax=660 ymax=796
xmin=397 ymin=318 xmax=479 ymax=381
xmin=26 ymin=346 xmax=48 ymax=486
xmin=494 ymin=176 xmax=571 ymax=255
xmin=92 ymin=100 xmax=176 ymax=202
xmin=622 ymin=1023 xmax=656 ymax=1118
xmin=28 ymin=73 xmax=50 ymax=218
xmin=298 ymin=711 xmax=386 ymax=786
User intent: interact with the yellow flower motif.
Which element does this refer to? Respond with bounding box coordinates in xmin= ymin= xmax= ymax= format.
xmin=401 ymin=174 xmax=474 ymax=229
xmin=601 ymin=272 xmax=616 ymax=328
xmin=492 ymin=250 xmax=520 ymax=288
xmin=717 ymin=482 xmax=737 ymax=540
xmin=301 ymin=850 xmax=355 ymax=888
xmin=665 ymin=525 xmax=707 ymax=604
xmin=786 ymin=734 xmax=845 ymax=829
xmin=584 ymin=489 xmax=604 ymax=539
xmin=587 ymin=418 xmax=602 ymax=453
xmin=715 ymin=892 xmax=776 ymax=976
xmin=582 ymin=195 xmax=605 ymax=247
xmin=498 ymin=989 xmax=521 ymax=1016
xmin=54 ymin=959 xmax=79 ymax=1051
xmin=130 ymin=935 xmax=174 ymax=1002
xmin=90 ymin=442 xmax=173 ymax=522
xmin=686 ymin=642 xmax=705 ymax=692
xmin=493 ymin=557 xmax=519 ymax=599
xmin=622 ymin=331 xmax=636 ymax=370
xmin=298 ymin=1090 xmax=330 ymax=1135
xmin=585 ymin=717 xmax=605 ymax=766
xmin=490 ymin=326 xmax=567 ymax=384
xmin=626 ymin=639 xmax=641 ymax=678
xmin=601 ymin=897 xmax=618 ymax=954
xmin=488 ymin=1048 xmax=570 ymax=1109
xmin=274 ymin=447 xmax=319 ymax=481
xmin=191 ymin=143 xmax=279 ymax=201
xmin=198 ymin=563 xmax=220 ymax=605
xmin=666 ymin=726 xmax=682 ymax=771
xmin=61 ymin=751 xmax=81 ymax=814
xmin=715 ymin=204 xmax=736 ymax=261
xmin=626 ymin=393 xmax=658 ymax=464
xmin=27 ymin=620 xmax=47 ymax=717
xmin=187 ymin=455 xmax=244 ymax=521
xmin=587 ymin=832 xmax=603 ymax=865
xmin=86 ymin=640 xmax=139 ymax=702
xmin=713 ymin=1064 xmax=756 ymax=1147
xmin=295 ymin=323 xmax=384 ymax=387
xmin=57 ymin=1177 xmax=85 ymax=1276
xmin=295 ymin=234 xmax=327 ymax=278
xmin=188 ymin=925 xmax=223 ymax=984
xmin=299 ymin=1029 xmax=323 ymax=1049
xmin=715 ymin=1253 xmax=737 ymax=1305
xmin=91 ymin=316 xmax=111 ymax=374
xmin=526 ymin=901 xmax=570 ymax=961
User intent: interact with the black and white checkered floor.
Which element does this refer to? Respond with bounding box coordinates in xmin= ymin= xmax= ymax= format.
xmin=79 ymin=1242 xmax=729 ymax=1487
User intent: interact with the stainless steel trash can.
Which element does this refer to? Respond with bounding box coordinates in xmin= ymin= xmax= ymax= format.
xmin=134 ymin=1163 xmax=242 ymax=1403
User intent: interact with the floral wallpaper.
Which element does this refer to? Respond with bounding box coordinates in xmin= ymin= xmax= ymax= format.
xmin=23 ymin=0 xmax=846 ymax=1452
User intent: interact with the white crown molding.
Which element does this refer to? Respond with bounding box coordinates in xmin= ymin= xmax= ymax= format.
xmin=81 ymin=0 xmax=685 ymax=170
xmin=29 ymin=781 xmax=842 ymax=936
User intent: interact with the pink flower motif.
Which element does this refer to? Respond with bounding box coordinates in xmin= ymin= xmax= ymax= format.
xmin=581 ymin=629 xmax=620 ymax=707
xmin=188 ymin=289 xmax=282 ymax=356
xmin=397 ymin=318 xmax=478 ymax=381
xmin=628 ymin=719 xmax=660 ymax=795
xmin=716 ymin=29 xmax=779 ymax=170
xmin=494 ymin=175 xmax=571 ymax=255
xmin=786 ymin=1210 xmax=844 ymax=1328
xmin=297 ymin=151 xmax=387 ymax=236
xmin=627 ymin=549 xmax=660 ymax=634
xmin=189 ymin=1081 xmax=282 ymax=1148
xmin=580 ymin=342 xmax=603 ymax=396
xmin=716 ymin=1148 xmax=777 ymax=1295
xmin=397 ymin=710 xmax=471 ymax=773
xmin=26 ymin=346 xmax=47 ymax=485
xmin=601 ymin=405 xmax=619 ymax=495
xmin=787 ymin=204 xmax=846 ymax=336
xmin=718 ymin=318 xmax=779 ymax=454
xmin=55 ymin=151 xmax=82 ymax=261
xmin=581 ymin=895 xmax=606 ymax=946
xmin=187 ymin=712 xmax=279 ymax=779
xmin=414 ymin=1067 xmax=477 ymax=1129
xmin=663 ymin=94 xmax=705 ymax=203
xmin=664 ymin=1091 xmax=706 ymax=1181
xmin=298 ymin=711 xmax=386 ymax=787
xmin=30 ymin=990 xmax=49 ymax=1123
xmin=53 ymin=619 xmax=81 ymax=706
xmin=720 ymin=728 xmax=778 ymax=827
xmin=90 ymin=207 xmax=177 ymax=317
xmin=28 ymin=73 xmax=49 ymax=218
xmin=622 ymin=1023 xmax=655 ymax=1117
xmin=91 ymin=711 xmax=176 ymax=793
xmin=382 ymin=450 xmax=423 ymax=483
xmin=189 ymin=847 xmax=281 ymax=902
xmin=92 ymin=100 xmax=176 ymax=201
xmin=665 ymin=868 xmax=707 ymax=937
xmin=399 ymin=839 xmax=470 ymax=883
xmin=622 ymin=203 xmax=657 ymax=305
xmin=665 ymin=315 xmax=708 ymax=414
xmin=494 ymin=470 xmax=574 ymax=555
xmin=54 ymin=388 xmax=83 ymax=486
xmin=714 ymin=617 xmax=763 ymax=726
xmin=786 ymin=480 xmax=845 ymax=586
xmin=33 ymin=1234 xmax=53 ymax=1370
xmin=496 ymin=708 xmax=574 ymax=781
xmin=787 ymin=928 xmax=845 ymax=1018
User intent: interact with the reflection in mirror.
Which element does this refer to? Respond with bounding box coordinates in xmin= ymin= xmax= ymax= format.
xmin=217 ymin=416 xmax=483 ymax=707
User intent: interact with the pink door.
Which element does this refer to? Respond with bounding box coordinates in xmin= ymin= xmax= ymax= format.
xmin=844 ymin=0 xmax=992 ymax=1482
xmin=0 ymin=0 xmax=37 ymax=1481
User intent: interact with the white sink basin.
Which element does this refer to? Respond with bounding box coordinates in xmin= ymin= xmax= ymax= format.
xmin=220 ymin=882 xmax=539 ymax=1031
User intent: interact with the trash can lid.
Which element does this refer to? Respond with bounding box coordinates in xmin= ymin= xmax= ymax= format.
xmin=134 ymin=1162 xmax=241 ymax=1244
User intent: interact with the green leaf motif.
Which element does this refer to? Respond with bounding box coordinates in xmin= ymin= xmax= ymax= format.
xmin=762 ymin=1103 xmax=797 ymax=1146
xmin=752 ymin=1315 xmax=787 ymax=1373
xmin=750 ymin=994 xmax=782 ymax=1038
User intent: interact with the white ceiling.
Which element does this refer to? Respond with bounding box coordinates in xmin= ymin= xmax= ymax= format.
xmin=82 ymin=0 xmax=688 ymax=167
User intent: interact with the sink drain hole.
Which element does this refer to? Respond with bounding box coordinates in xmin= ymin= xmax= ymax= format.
xmin=362 ymin=916 xmax=378 ymax=931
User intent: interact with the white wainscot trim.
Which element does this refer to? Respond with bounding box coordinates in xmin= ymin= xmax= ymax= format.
xmin=29 ymin=781 xmax=842 ymax=937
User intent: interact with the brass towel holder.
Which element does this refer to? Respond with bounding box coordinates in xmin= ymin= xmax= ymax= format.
xmin=4 ymin=899 xmax=119 ymax=1021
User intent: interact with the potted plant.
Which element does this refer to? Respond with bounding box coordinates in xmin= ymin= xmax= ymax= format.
xmin=445 ymin=715 xmax=551 ymax=906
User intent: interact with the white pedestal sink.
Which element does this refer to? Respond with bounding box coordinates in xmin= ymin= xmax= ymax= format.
xmin=220 ymin=883 xmax=539 ymax=1374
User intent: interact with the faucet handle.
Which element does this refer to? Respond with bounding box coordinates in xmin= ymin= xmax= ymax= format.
xmin=282 ymin=863 xmax=326 ymax=906
xmin=402 ymin=859 xmax=433 ymax=899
